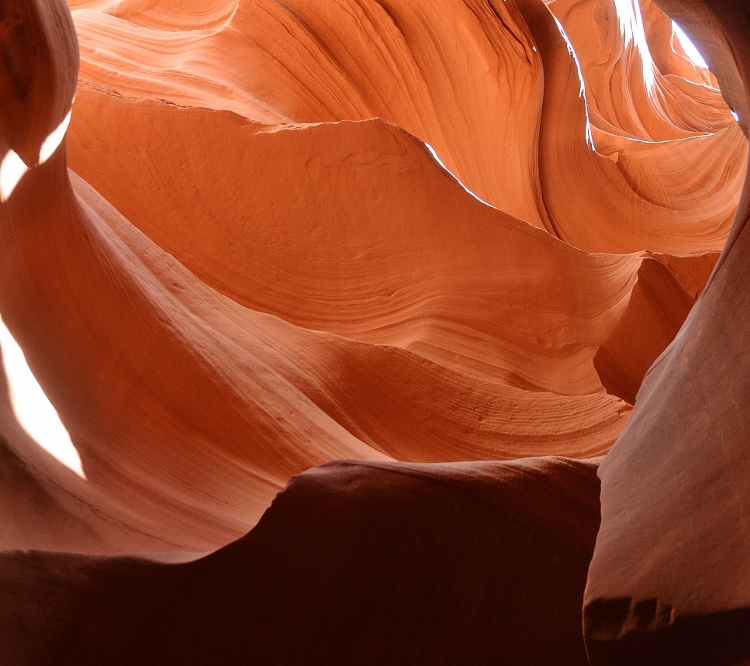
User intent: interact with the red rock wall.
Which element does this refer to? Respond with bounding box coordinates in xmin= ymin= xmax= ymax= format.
xmin=1 ymin=0 xmax=748 ymax=662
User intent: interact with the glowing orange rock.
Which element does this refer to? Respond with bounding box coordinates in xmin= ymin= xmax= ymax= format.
xmin=1 ymin=0 xmax=748 ymax=661
xmin=584 ymin=0 xmax=750 ymax=662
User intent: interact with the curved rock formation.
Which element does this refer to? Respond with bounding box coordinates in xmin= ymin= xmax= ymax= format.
xmin=583 ymin=0 xmax=750 ymax=664
xmin=0 ymin=457 xmax=600 ymax=664
xmin=67 ymin=0 xmax=747 ymax=252
xmin=1 ymin=0 xmax=748 ymax=661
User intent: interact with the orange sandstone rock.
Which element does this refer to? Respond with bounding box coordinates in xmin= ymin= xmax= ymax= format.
xmin=584 ymin=0 xmax=750 ymax=662
xmin=1 ymin=0 xmax=748 ymax=661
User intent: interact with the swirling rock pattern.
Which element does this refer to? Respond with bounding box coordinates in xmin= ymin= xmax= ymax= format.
xmin=583 ymin=0 xmax=750 ymax=662
xmin=0 ymin=0 xmax=747 ymax=662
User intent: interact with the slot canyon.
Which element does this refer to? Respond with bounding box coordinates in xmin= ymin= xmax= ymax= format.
xmin=1 ymin=0 xmax=750 ymax=662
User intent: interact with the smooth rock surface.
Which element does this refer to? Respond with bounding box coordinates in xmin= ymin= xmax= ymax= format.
xmin=1 ymin=0 xmax=748 ymax=662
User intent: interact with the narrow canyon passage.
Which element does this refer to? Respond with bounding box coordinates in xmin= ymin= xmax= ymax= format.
xmin=1 ymin=0 xmax=748 ymax=663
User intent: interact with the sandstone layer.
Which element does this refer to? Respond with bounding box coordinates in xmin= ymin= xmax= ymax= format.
xmin=0 ymin=0 xmax=747 ymax=662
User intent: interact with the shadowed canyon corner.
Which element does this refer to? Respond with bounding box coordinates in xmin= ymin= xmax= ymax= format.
xmin=0 ymin=0 xmax=749 ymax=663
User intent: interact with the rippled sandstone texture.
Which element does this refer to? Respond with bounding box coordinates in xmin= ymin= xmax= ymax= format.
xmin=0 ymin=0 xmax=748 ymax=663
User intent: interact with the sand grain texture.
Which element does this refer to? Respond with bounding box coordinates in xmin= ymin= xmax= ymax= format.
xmin=0 ymin=0 xmax=748 ymax=662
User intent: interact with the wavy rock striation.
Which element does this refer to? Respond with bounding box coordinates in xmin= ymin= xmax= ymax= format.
xmin=583 ymin=0 xmax=750 ymax=664
xmin=0 ymin=0 xmax=748 ymax=662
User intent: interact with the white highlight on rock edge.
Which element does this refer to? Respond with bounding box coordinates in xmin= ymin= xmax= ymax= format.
xmin=614 ymin=0 xmax=656 ymax=94
xmin=0 ymin=150 xmax=29 ymax=203
xmin=552 ymin=16 xmax=596 ymax=148
xmin=0 ymin=313 xmax=85 ymax=479
xmin=672 ymin=21 xmax=709 ymax=69
xmin=0 ymin=106 xmax=73 ymax=203
xmin=424 ymin=143 xmax=495 ymax=208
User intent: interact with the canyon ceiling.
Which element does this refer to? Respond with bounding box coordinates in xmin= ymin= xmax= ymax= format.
xmin=1 ymin=0 xmax=749 ymax=663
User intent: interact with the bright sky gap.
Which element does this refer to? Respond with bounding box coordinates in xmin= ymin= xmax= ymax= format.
xmin=0 ymin=314 xmax=85 ymax=478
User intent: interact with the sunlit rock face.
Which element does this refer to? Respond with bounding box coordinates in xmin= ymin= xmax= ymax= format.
xmin=0 ymin=0 xmax=748 ymax=662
